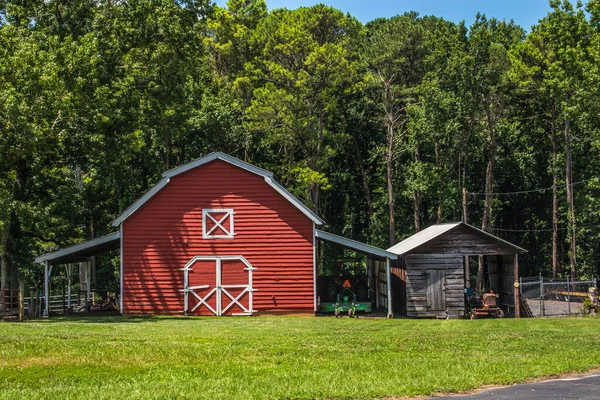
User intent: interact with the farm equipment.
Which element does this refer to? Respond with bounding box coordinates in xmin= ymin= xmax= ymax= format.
xmin=319 ymin=279 xmax=372 ymax=317
xmin=465 ymin=288 xmax=504 ymax=319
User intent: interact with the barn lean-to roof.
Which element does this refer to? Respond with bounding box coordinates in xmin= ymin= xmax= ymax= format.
xmin=111 ymin=152 xmax=324 ymax=227
xmin=387 ymin=222 xmax=526 ymax=256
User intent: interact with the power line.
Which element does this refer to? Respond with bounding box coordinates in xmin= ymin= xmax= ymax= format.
xmin=467 ymin=178 xmax=596 ymax=197
xmin=489 ymin=224 xmax=600 ymax=233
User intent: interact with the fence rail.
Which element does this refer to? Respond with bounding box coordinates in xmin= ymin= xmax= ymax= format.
xmin=520 ymin=276 xmax=597 ymax=317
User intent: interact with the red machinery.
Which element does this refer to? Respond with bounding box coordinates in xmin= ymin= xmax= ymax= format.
xmin=465 ymin=288 xmax=504 ymax=319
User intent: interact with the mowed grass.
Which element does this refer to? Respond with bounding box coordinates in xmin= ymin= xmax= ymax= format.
xmin=1 ymin=316 xmax=599 ymax=399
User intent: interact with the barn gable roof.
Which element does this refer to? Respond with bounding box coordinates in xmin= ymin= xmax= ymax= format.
xmin=387 ymin=222 xmax=526 ymax=256
xmin=111 ymin=152 xmax=324 ymax=226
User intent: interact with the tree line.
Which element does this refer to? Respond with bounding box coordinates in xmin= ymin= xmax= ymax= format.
xmin=1 ymin=0 xmax=600 ymax=294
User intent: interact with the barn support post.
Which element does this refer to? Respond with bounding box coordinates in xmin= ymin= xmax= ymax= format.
xmin=44 ymin=261 xmax=50 ymax=318
xmin=18 ymin=280 xmax=24 ymax=322
xmin=386 ymin=258 xmax=393 ymax=318
xmin=513 ymin=254 xmax=520 ymax=318
xmin=66 ymin=264 xmax=72 ymax=312
xmin=86 ymin=261 xmax=91 ymax=306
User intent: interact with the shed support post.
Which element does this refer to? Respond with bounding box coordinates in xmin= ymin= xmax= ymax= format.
xmin=464 ymin=256 xmax=470 ymax=288
xmin=44 ymin=261 xmax=50 ymax=318
xmin=386 ymin=258 xmax=393 ymax=318
xmin=513 ymin=254 xmax=520 ymax=318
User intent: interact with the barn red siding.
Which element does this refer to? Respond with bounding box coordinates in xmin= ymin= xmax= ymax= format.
xmin=122 ymin=159 xmax=315 ymax=315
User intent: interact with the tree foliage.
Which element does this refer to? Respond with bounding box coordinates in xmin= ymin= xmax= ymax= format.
xmin=2 ymin=0 xmax=600 ymax=292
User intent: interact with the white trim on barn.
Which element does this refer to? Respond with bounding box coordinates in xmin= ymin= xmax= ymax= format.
xmin=202 ymin=209 xmax=235 ymax=239
xmin=111 ymin=178 xmax=170 ymax=227
xmin=111 ymin=152 xmax=323 ymax=227
xmin=162 ymin=152 xmax=274 ymax=180
xmin=181 ymin=255 xmax=256 ymax=316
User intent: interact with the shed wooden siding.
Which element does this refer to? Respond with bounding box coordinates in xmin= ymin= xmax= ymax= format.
xmin=404 ymin=254 xmax=464 ymax=319
xmin=409 ymin=224 xmax=519 ymax=255
xmin=122 ymin=159 xmax=314 ymax=315
xmin=390 ymin=259 xmax=406 ymax=316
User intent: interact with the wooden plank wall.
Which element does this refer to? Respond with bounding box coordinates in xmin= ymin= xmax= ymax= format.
xmin=413 ymin=224 xmax=518 ymax=255
xmin=405 ymin=254 xmax=465 ymax=319
xmin=390 ymin=259 xmax=406 ymax=316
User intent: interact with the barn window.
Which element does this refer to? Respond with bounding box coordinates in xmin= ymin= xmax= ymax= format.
xmin=202 ymin=209 xmax=235 ymax=239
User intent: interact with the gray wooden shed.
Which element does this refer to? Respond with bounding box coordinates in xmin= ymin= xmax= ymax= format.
xmin=386 ymin=222 xmax=526 ymax=319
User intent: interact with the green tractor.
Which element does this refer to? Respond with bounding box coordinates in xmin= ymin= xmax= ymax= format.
xmin=319 ymin=283 xmax=372 ymax=318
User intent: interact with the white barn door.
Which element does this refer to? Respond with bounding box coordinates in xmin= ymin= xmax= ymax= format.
xmin=181 ymin=256 xmax=255 ymax=316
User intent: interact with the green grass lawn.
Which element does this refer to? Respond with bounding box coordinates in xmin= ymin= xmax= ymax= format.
xmin=0 ymin=316 xmax=599 ymax=399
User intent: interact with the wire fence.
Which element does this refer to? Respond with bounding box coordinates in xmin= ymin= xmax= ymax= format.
xmin=520 ymin=276 xmax=598 ymax=317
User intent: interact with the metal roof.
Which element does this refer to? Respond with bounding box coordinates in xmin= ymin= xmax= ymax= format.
xmin=387 ymin=222 xmax=526 ymax=255
xmin=316 ymin=230 xmax=397 ymax=259
xmin=35 ymin=232 xmax=121 ymax=265
xmin=111 ymin=152 xmax=324 ymax=226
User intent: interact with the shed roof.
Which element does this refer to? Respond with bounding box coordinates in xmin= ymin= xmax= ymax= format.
xmin=316 ymin=230 xmax=397 ymax=259
xmin=387 ymin=222 xmax=526 ymax=256
xmin=111 ymin=152 xmax=324 ymax=226
xmin=35 ymin=232 xmax=121 ymax=265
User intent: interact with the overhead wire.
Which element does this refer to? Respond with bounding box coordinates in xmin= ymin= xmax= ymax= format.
xmin=467 ymin=178 xmax=596 ymax=196
xmin=465 ymin=177 xmax=599 ymax=232
xmin=488 ymin=224 xmax=600 ymax=233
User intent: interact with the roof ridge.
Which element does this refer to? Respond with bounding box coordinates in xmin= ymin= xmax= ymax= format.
xmin=111 ymin=152 xmax=323 ymax=226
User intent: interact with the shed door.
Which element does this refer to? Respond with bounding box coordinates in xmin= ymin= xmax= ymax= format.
xmin=426 ymin=269 xmax=446 ymax=311
xmin=182 ymin=256 xmax=255 ymax=316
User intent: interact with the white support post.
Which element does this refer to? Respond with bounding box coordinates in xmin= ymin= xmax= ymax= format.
xmin=44 ymin=261 xmax=50 ymax=318
xmin=183 ymin=265 xmax=189 ymax=314
xmin=216 ymin=257 xmax=222 ymax=316
xmin=386 ymin=258 xmax=393 ymax=318
xmin=248 ymin=263 xmax=254 ymax=314
xmin=86 ymin=261 xmax=91 ymax=305
xmin=67 ymin=264 xmax=72 ymax=310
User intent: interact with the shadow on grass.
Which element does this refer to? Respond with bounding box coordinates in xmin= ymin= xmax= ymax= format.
xmin=34 ymin=313 xmax=209 ymax=324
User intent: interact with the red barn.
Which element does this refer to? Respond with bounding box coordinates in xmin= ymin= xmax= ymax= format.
xmin=36 ymin=153 xmax=397 ymax=316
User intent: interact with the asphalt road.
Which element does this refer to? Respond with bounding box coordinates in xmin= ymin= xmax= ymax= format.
xmin=431 ymin=372 xmax=600 ymax=400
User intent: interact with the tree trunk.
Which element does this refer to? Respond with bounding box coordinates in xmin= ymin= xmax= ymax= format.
xmin=478 ymin=101 xmax=497 ymax=292
xmin=435 ymin=143 xmax=443 ymax=223
xmin=0 ymin=227 xmax=8 ymax=309
xmin=413 ymin=149 xmax=421 ymax=232
xmin=379 ymin=74 xmax=397 ymax=248
xmin=387 ymin=122 xmax=395 ymax=247
xmin=565 ymin=116 xmax=577 ymax=280
xmin=551 ymin=106 xmax=559 ymax=280
xmin=352 ymin=133 xmax=374 ymax=221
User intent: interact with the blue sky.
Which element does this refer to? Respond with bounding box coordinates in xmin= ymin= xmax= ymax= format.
xmin=216 ymin=0 xmax=565 ymax=30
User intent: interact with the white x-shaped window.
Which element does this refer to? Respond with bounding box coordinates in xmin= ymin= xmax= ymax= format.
xmin=202 ymin=209 xmax=235 ymax=239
